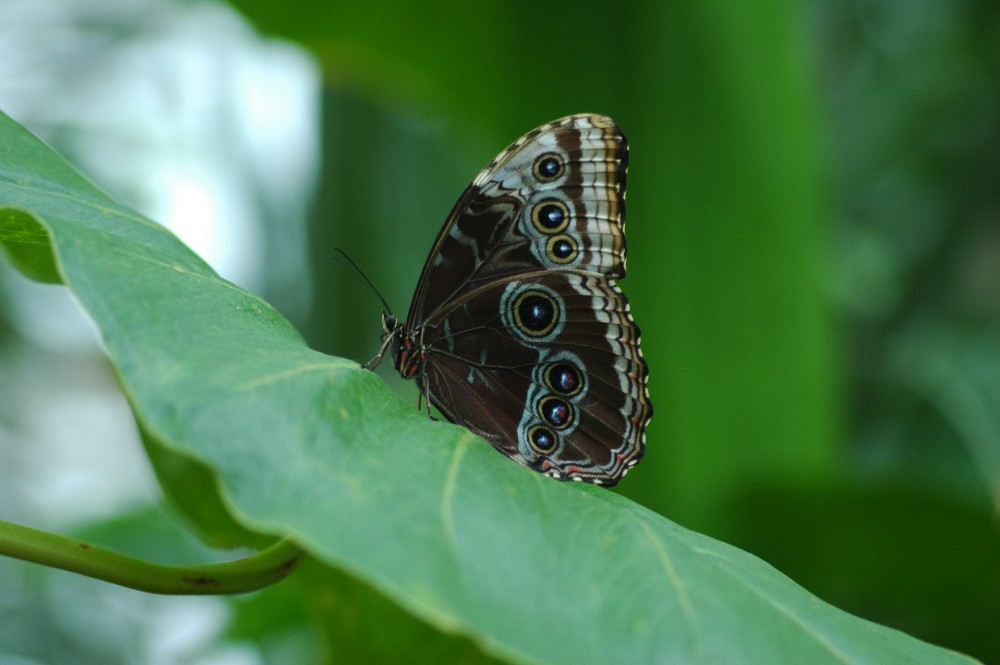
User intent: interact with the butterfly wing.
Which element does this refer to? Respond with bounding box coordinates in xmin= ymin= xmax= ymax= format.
xmin=406 ymin=114 xmax=650 ymax=484
xmin=420 ymin=270 xmax=649 ymax=484
xmin=407 ymin=113 xmax=629 ymax=326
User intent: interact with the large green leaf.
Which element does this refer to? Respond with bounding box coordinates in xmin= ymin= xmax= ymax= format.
xmin=0 ymin=111 xmax=978 ymax=664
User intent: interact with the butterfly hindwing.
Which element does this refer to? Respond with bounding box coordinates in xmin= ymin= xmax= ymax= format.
xmin=421 ymin=269 xmax=648 ymax=483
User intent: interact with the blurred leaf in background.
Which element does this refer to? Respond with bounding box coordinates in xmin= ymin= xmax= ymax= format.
xmin=0 ymin=0 xmax=997 ymax=663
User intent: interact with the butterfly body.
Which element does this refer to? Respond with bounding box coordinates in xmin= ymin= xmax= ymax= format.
xmin=374 ymin=114 xmax=651 ymax=485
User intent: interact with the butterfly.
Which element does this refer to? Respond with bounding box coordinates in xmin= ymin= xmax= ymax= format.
xmin=366 ymin=114 xmax=651 ymax=485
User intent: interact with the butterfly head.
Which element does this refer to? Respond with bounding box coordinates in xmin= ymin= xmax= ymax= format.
xmin=380 ymin=311 xmax=399 ymax=337
xmin=363 ymin=311 xmax=404 ymax=372
xmin=369 ymin=311 xmax=422 ymax=380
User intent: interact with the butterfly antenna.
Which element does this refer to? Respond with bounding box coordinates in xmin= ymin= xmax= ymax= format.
xmin=331 ymin=248 xmax=394 ymax=314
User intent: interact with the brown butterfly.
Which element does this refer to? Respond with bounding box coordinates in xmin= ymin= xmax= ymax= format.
xmin=367 ymin=114 xmax=651 ymax=485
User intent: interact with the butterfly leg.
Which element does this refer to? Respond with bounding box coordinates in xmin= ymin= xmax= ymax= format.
xmin=416 ymin=373 xmax=438 ymax=421
xmin=363 ymin=325 xmax=397 ymax=370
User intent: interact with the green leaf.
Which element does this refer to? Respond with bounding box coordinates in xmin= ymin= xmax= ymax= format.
xmin=141 ymin=422 xmax=274 ymax=550
xmin=0 ymin=110 xmax=979 ymax=664
xmin=0 ymin=207 xmax=59 ymax=283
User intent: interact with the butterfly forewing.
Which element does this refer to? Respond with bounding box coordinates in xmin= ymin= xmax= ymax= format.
xmin=407 ymin=115 xmax=628 ymax=326
xmin=388 ymin=114 xmax=650 ymax=485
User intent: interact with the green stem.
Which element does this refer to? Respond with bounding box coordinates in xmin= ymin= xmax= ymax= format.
xmin=0 ymin=519 xmax=304 ymax=595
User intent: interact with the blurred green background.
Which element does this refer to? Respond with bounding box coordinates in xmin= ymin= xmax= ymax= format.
xmin=1 ymin=0 xmax=997 ymax=663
